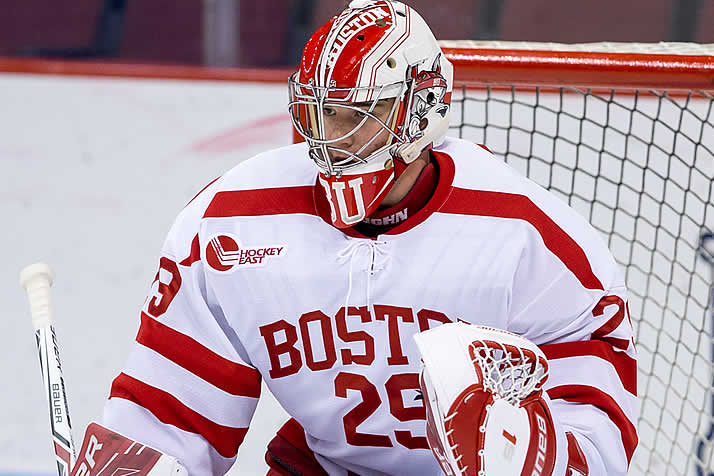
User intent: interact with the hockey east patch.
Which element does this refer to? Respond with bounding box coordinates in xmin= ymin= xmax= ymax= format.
xmin=205 ymin=233 xmax=285 ymax=272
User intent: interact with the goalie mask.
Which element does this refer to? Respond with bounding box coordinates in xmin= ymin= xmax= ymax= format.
xmin=289 ymin=0 xmax=453 ymax=228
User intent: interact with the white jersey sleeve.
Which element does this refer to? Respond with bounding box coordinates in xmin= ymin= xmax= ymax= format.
xmin=539 ymin=284 xmax=637 ymax=476
xmin=439 ymin=139 xmax=638 ymax=474
xmin=502 ymin=175 xmax=638 ymax=474
xmin=102 ymin=178 xmax=262 ymax=476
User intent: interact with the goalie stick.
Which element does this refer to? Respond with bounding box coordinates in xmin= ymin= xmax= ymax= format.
xmin=20 ymin=263 xmax=76 ymax=476
xmin=695 ymin=231 xmax=714 ymax=476
xmin=20 ymin=263 xmax=188 ymax=476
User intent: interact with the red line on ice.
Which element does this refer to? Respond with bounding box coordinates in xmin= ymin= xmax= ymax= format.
xmin=189 ymin=113 xmax=290 ymax=154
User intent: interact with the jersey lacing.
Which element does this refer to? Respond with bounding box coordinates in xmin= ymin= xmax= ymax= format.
xmin=336 ymin=239 xmax=391 ymax=315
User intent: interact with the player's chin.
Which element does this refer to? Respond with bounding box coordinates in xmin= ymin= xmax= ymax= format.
xmin=328 ymin=143 xmax=390 ymax=167
xmin=329 ymin=155 xmax=360 ymax=168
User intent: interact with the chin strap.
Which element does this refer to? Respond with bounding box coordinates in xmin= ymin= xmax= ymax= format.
xmin=393 ymin=153 xmax=410 ymax=177
xmin=392 ymin=141 xmax=435 ymax=179
xmin=394 ymin=106 xmax=449 ymax=164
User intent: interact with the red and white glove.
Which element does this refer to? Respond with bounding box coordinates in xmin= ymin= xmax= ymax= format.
xmin=414 ymin=323 xmax=587 ymax=476
xmin=71 ymin=423 xmax=187 ymax=476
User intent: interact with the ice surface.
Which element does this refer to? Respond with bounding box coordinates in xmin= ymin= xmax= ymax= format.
xmin=0 ymin=74 xmax=292 ymax=475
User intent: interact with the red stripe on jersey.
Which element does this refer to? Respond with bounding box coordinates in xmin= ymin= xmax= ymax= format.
xmin=477 ymin=144 xmax=493 ymax=154
xmin=565 ymin=432 xmax=589 ymax=475
xmin=110 ymin=373 xmax=248 ymax=458
xmin=541 ymin=340 xmax=637 ymax=396
xmin=179 ymin=235 xmax=201 ymax=267
xmin=440 ymin=189 xmax=604 ymax=290
xmin=203 ymin=186 xmax=318 ymax=218
xmin=186 ymin=176 xmax=221 ymax=207
xmin=138 ymin=312 xmax=261 ymax=398
xmin=547 ymin=384 xmax=638 ymax=464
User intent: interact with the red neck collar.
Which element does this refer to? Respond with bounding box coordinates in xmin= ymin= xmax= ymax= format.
xmin=313 ymin=149 xmax=456 ymax=238
xmin=354 ymin=159 xmax=438 ymax=237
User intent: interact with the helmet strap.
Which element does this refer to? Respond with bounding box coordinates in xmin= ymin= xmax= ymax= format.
xmin=394 ymin=154 xmax=410 ymax=177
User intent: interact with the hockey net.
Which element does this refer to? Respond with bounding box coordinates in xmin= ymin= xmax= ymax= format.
xmin=439 ymin=41 xmax=713 ymax=476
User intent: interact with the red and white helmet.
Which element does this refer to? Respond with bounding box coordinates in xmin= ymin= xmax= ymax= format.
xmin=289 ymin=0 xmax=453 ymax=228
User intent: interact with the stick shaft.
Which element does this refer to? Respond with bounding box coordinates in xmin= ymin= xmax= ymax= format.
xmin=36 ymin=325 xmax=76 ymax=476
xmin=21 ymin=264 xmax=76 ymax=476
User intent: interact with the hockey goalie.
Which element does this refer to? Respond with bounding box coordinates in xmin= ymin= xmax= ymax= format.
xmin=89 ymin=0 xmax=639 ymax=475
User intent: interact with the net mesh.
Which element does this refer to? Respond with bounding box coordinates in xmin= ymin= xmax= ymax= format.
xmin=449 ymin=81 xmax=714 ymax=475
xmin=468 ymin=340 xmax=549 ymax=406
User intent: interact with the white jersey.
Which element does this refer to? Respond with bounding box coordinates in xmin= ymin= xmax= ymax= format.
xmin=103 ymin=137 xmax=638 ymax=476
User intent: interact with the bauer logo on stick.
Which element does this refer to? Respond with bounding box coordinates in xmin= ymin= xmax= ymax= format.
xmin=205 ymin=234 xmax=285 ymax=272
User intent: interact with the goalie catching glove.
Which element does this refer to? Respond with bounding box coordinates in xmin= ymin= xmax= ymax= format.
xmin=414 ymin=323 xmax=589 ymax=476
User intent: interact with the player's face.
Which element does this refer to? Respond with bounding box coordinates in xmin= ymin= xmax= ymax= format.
xmin=322 ymin=98 xmax=395 ymax=165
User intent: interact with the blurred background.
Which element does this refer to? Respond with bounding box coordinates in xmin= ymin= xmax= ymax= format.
xmin=0 ymin=0 xmax=712 ymax=69
xmin=1 ymin=2 xmax=712 ymax=476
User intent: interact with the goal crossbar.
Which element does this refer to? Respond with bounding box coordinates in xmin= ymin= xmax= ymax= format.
xmin=440 ymin=41 xmax=714 ymax=91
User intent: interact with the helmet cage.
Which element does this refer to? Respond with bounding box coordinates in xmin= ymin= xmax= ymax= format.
xmin=289 ymin=73 xmax=412 ymax=177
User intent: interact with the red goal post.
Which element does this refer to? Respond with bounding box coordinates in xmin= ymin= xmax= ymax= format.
xmin=441 ymin=40 xmax=714 ymax=91
xmin=436 ymin=41 xmax=714 ymax=476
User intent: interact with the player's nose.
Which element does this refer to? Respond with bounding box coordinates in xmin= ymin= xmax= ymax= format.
xmin=326 ymin=121 xmax=356 ymax=150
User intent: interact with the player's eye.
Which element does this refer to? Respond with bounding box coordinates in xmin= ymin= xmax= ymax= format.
xmin=323 ymin=107 xmax=336 ymax=116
